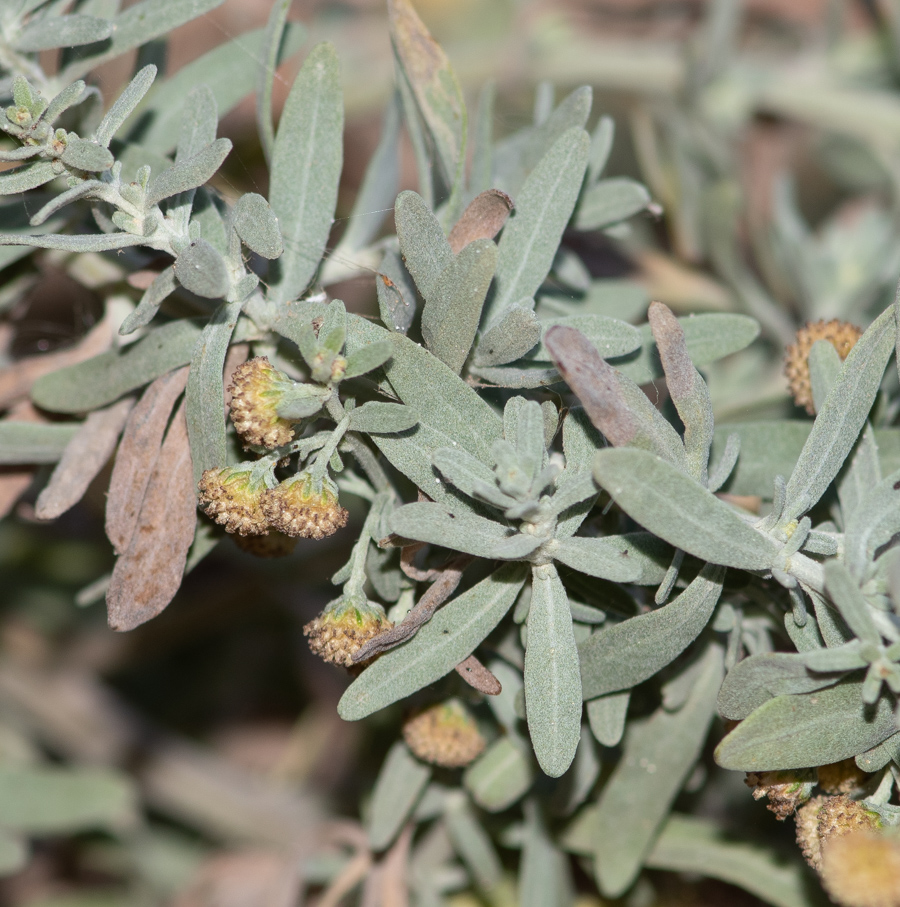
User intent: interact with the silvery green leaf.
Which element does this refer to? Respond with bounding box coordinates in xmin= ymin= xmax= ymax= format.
xmin=468 ymin=362 xmax=561 ymax=389
xmin=551 ymin=725 xmax=599 ymax=816
xmin=824 ymin=560 xmax=880 ymax=645
xmin=0 ymin=162 xmax=58 ymax=195
xmin=586 ymin=690 xmax=629 ymax=747
xmin=802 ymin=641 xmax=867 ymax=673
xmin=347 ymin=402 xmax=417 ymax=434
xmin=472 ymin=302 xmax=542 ymax=367
xmin=469 ymin=81 xmax=495 ymax=196
xmin=844 ymin=468 xmax=900 ymax=581
xmin=488 ymin=128 xmax=590 ymax=322
xmin=390 ymin=502 xmax=523 ymax=558
xmin=537 ymin=279 xmax=648 ymax=322
xmin=562 ymin=406 xmax=600 ymax=473
xmin=60 ymin=138 xmax=114 ymax=172
xmin=707 ymin=432 xmax=740 ymax=494
xmin=28 ymin=179 xmax=107 ymax=227
xmin=579 ymin=564 xmax=725 ymax=699
xmin=443 ymin=793 xmax=502 ymax=892
xmin=783 ymin=303 xmax=895 ymax=522
xmin=276 ymin=383 xmax=328 ymax=420
xmin=394 ymin=190 xmax=453 ymax=301
xmin=464 ymin=736 xmax=535 ymax=812
xmin=231 ymin=192 xmax=282 ymax=260
xmin=268 ymin=42 xmax=343 ymax=304
xmin=593 ymin=448 xmax=776 ymax=570
xmin=39 ymin=80 xmax=88 ymax=128
xmin=808 ymin=338 xmax=842 ymax=413
xmin=94 ymin=65 xmax=156 ymax=148
xmin=0 ymin=422 xmax=79 ymax=464
xmin=546 ymin=325 xmax=688 ymax=471
xmin=394 ymin=62 xmax=433 ymax=207
xmin=593 ymin=643 xmax=724 ymax=897
xmin=838 ymin=422 xmax=880 ymax=526
xmin=714 ymin=680 xmax=898 ymax=771
xmin=717 ymin=652 xmax=844 ymax=720
xmin=339 ymin=93 xmax=401 ymax=252
xmin=648 ymin=301 xmax=714 ymax=484
xmin=575 ymin=177 xmax=650 ymax=231
xmin=533 ymin=314 xmax=641 ymax=361
xmin=711 ymin=421 xmax=810 ymax=497
xmin=422 ymin=239 xmax=497 ymax=374
xmin=545 ymin=473 xmax=597 ymax=527
xmin=14 ymin=14 xmax=112 ymax=51
xmin=32 ymin=320 xmax=202 ymax=413
xmin=133 ymin=24 xmax=305 ymax=156
xmin=174 ymin=239 xmax=229 ymax=299
xmin=367 ymin=741 xmax=430 ymax=851
xmin=646 ymin=814 xmax=814 ymax=907
xmin=552 ymin=536 xmax=643 ymax=583
xmin=610 ymin=313 xmax=760 ymax=384
xmin=255 ymin=0 xmax=292 ymax=164
xmin=809 ymin=586 xmax=854 ymax=649
xmin=0 ymin=766 xmax=136 ymax=833
xmin=586 ymin=116 xmax=614 ymax=183
xmin=525 ymin=563 xmax=582 ymax=778
xmin=519 ymin=802 xmax=573 ymax=907
xmin=377 ymin=250 xmax=417 ymax=333
xmin=388 ymin=0 xmax=466 ymax=195
xmin=185 ymin=301 xmax=242 ymax=485
xmin=339 ymin=563 xmax=527 ymax=720
xmin=146 ymin=138 xmax=231 ymax=206
xmin=507 ymin=397 xmax=545 ymax=483
xmin=433 ymin=447 xmax=514 ymax=510
xmin=552 ymin=247 xmax=591 ymax=293
xmin=856 ymin=731 xmax=900 ymax=772
xmin=60 ymin=0 xmax=227 ymax=82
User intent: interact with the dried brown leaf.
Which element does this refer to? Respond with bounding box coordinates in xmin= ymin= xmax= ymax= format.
xmin=106 ymin=402 xmax=196 ymax=632
xmin=455 ymin=654 xmax=502 ymax=695
xmin=448 ymin=189 xmax=513 ymax=255
xmin=0 ymin=316 xmax=113 ymax=411
xmin=105 ymin=366 xmax=190 ymax=555
xmin=172 ymin=850 xmax=303 ymax=907
xmin=34 ymin=397 xmax=133 ymax=520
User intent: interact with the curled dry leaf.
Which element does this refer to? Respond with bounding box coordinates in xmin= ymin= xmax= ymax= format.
xmin=35 ymin=397 xmax=134 ymax=520
xmin=105 ymin=366 xmax=189 ymax=555
xmin=106 ymin=401 xmax=196 ymax=632
xmin=455 ymin=654 xmax=502 ymax=695
xmin=448 ymin=189 xmax=514 ymax=255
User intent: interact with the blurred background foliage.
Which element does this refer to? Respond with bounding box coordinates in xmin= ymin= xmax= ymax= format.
xmin=5 ymin=0 xmax=900 ymax=904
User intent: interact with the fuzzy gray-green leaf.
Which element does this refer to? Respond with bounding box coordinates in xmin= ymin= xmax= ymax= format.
xmin=146 ymin=138 xmax=231 ymax=207
xmin=586 ymin=691 xmax=629 ymax=747
xmin=394 ymin=190 xmax=453 ymax=301
xmin=95 ymin=65 xmax=157 ymax=148
xmin=525 ymin=564 xmax=582 ymax=778
xmin=339 ymin=563 xmax=527 ymax=720
xmin=268 ymin=42 xmax=344 ymax=304
xmin=533 ymin=315 xmax=641 ymax=362
xmin=32 ymin=320 xmax=202 ymax=414
xmin=593 ymin=448 xmax=776 ymax=570
xmin=0 ymin=162 xmax=58 ymax=196
xmin=119 ymin=267 xmax=177 ymax=335
xmin=715 ymin=680 xmax=898 ymax=771
xmin=575 ymin=177 xmax=650 ymax=231
xmin=347 ymin=402 xmax=417 ymax=435
xmin=232 ymin=193 xmax=283 ymax=260
xmin=15 ymin=14 xmax=113 ymax=52
xmin=174 ymin=240 xmax=229 ymax=299
xmin=552 ymin=536 xmax=643 ymax=583
xmin=60 ymin=138 xmax=114 ymax=173
xmin=464 ymin=736 xmax=535 ymax=812
xmin=473 ymin=303 xmax=542 ymax=367
xmin=367 ymin=741 xmax=430 ymax=851
xmin=0 ymin=423 xmax=79 ymax=464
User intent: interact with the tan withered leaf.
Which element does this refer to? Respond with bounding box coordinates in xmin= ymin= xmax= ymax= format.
xmin=35 ymin=397 xmax=134 ymax=520
xmin=106 ymin=402 xmax=196 ymax=632
xmin=448 ymin=189 xmax=513 ymax=255
xmin=105 ymin=366 xmax=190 ymax=555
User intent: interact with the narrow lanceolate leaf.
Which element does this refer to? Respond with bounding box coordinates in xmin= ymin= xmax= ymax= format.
xmin=579 ymin=564 xmax=725 ymax=699
xmin=448 ymin=189 xmax=513 ymax=254
xmin=472 ymin=303 xmax=542 ymax=367
xmin=232 ymin=192 xmax=283 ymax=259
xmin=525 ymin=563 xmax=582 ymax=778
xmin=0 ymin=162 xmax=57 ymax=196
xmin=520 ymin=802 xmax=573 ymax=907
xmin=464 ymin=736 xmax=535 ymax=812
xmin=120 ymin=267 xmax=178 ymax=336
xmin=347 ymin=402 xmax=417 ymax=435
xmin=648 ymin=301 xmax=714 ymax=484
xmin=394 ymin=190 xmax=453 ymax=300
xmin=15 ymin=14 xmax=113 ymax=52
xmin=106 ymin=404 xmax=196 ymax=632
xmin=185 ymin=300 xmax=242 ymax=486
xmin=0 ymin=423 xmax=78 ymax=464
xmin=714 ymin=680 xmax=898 ymax=771
xmin=34 ymin=399 xmax=133 ymax=520
xmin=824 ymin=561 xmax=880 ymax=645
xmin=147 ymin=139 xmax=231 ymax=206
xmin=593 ymin=644 xmax=724 ymax=898
xmin=367 ymin=742 xmax=430 ymax=851
xmin=844 ymin=467 xmax=900 ymax=581
xmin=488 ymin=128 xmax=590 ymax=322
xmin=0 ymin=233 xmax=147 ymax=253
xmin=647 ymin=815 xmax=813 ymax=907
xmin=586 ymin=691 xmax=629 ymax=747
xmin=255 ymin=0 xmax=292 ymax=164
xmin=31 ymin=320 xmax=201 ymax=414
xmin=388 ymin=0 xmax=466 ymax=193
xmin=338 ymin=563 xmax=527 ymax=720
xmin=574 ymin=177 xmax=650 ymax=231
xmin=783 ymin=303 xmax=895 ymax=521
xmin=552 ymin=536 xmax=644 ymax=583
xmin=421 ymin=239 xmax=497 ymax=374
xmin=593 ymin=448 xmax=776 ymax=570
xmin=94 ymin=65 xmax=157 ymax=148
xmin=444 ymin=793 xmax=503 ymax=892
xmin=269 ymin=42 xmax=343 ymax=303
xmin=546 ymin=325 xmax=687 ymax=471
xmin=106 ymin=367 xmax=190 ymax=555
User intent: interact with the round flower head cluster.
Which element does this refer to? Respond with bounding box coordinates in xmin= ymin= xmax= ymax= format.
xmin=303 ymin=594 xmax=392 ymax=668
xmin=745 ymin=769 xmax=815 ymax=820
xmin=820 ymin=829 xmax=900 ymax=907
xmin=198 ymin=466 xmax=269 ymax=536
xmin=784 ymin=319 xmax=863 ymax=415
xmin=228 ymin=357 xmax=297 ymax=449
xmin=795 ymin=794 xmax=881 ymax=871
xmin=402 ymin=699 xmax=486 ymax=768
xmin=261 ymin=472 xmax=348 ymax=540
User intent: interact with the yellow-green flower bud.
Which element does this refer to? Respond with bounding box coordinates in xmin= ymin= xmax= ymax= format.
xmin=261 ymin=473 xmax=348 ymax=539
xmin=228 ymin=356 xmax=297 ymax=449
xmin=198 ymin=466 xmax=269 ymax=536
xmin=303 ymin=594 xmax=391 ymax=667
xmin=402 ymin=699 xmax=486 ymax=768
xmin=795 ymin=795 xmax=881 ymax=871
xmin=784 ymin=320 xmax=862 ymax=415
